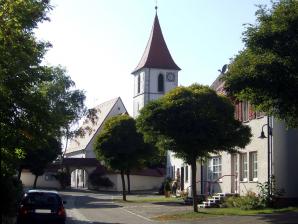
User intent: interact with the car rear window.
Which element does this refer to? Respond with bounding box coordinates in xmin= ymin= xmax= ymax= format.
xmin=23 ymin=193 xmax=61 ymax=206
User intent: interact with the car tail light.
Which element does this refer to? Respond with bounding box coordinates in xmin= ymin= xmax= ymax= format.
xmin=58 ymin=206 xmax=66 ymax=217
xmin=20 ymin=206 xmax=28 ymax=215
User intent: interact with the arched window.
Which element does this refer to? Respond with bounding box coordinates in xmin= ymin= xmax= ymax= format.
xmin=158 ymin=74 xmax=164 ymax=92
xmin=137 ymin=74 xmax=140 ymax=93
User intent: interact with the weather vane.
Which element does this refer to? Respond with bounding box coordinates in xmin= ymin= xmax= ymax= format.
xmin=155 ymin=0 xmax=158 ymax=11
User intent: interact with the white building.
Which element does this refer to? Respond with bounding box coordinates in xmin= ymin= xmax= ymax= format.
xmin=167 ymin=73 xmax=298 ymax=204
xmin=21 ymin=97 xmax=165 ymax=190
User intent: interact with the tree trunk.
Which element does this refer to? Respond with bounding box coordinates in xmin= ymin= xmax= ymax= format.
xmin=33 ymin=175 xmax=39 ymax=189
xmin=126 ymin=171 xmax=131 ymax=194
xmin=120 ymin=170 xmax=127 ymax=201
xmin=191 ymin=159 xmax=198 ymax=212
xmin=17 ymin=167 xmax=23 ymax=180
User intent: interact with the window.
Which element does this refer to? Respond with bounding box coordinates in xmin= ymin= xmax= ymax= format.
xmin=208 ymin=157 xmax=222 ymax=181
xmin=158 ymin=74 xmax=164 ymax=92
xmin=137 ymin=74 xmax=140 ymax=93
xmin=242 ymin=101 xmax=249 ymax=121
xmin=240 ymin=153 xmax=248 ymax=181
xmin=249 ymin=152 xmax=258 ymax=181
xmin=185 ymin=165 xmax=189 ymax=182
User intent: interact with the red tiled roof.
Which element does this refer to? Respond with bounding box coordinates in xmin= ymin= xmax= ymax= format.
xmin=132 ymin=13 xmax=180 ymax=74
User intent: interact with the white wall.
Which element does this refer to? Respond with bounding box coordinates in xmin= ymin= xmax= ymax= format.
xmin=85 ymin=98 xmax=127 ymax=158
xmin=273 ymin=119 xmax=298 ymax=198
xmin=167 ymin=116 xmax=272 ymax=196
xmin=89 ymin=173 xmax=163 ymax=191
xmin=21 ymin=170 xmax=60 ymax=189
xmin=212 ymin=117 xmax=268 ymax=196
xmin=132 ymin=68 xmax=179 ymax=117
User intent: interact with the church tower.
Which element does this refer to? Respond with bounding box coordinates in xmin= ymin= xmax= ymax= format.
xmin=132 ymin=11 xmax=181 ymax=117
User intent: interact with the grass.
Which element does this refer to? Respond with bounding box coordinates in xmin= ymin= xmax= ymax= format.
xmin=112 ymin=196 xmax=183 ymax=203
xmin=154 ymin=207 xmax=298 ymax=221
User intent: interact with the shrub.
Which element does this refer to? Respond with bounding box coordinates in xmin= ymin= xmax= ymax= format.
xmin=89 ymin=170 xmax=114 ymax=188
xmin=55 ymin=170 xmax=71 ymax=189
xmin=223 ymin=191 xmax=262 ymax=210
xmin=164 ymin=179 xmax=172 ymax=192
xmin=258 ymin=176 xmax=285 ymax=208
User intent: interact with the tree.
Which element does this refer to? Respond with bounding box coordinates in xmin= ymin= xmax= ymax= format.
xmin=224 ymin=0 xmax=298 ymax=128
xmin=0 ymin=0 xmax=90 ymax=216
xmin=27 ymin=137 xmax=62 ymax=188
xmin=94 ymin=115 xmax=153 ymax=201
xmin=136 ymin=84 xmax=251 ymax=212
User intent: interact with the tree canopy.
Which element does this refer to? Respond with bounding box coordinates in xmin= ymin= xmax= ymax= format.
xmin=224 ymin=0 xmax=298 ymax=127
xmin=1 ymin=0 xmax=90 ymax=215
xmin=94 ymin=114 xmax=154 ymax=200
xmin=136 ymin=84 xmax=251 ymax=212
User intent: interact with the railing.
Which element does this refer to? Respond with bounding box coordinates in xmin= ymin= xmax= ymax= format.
xmin=185 ymin=174 xmax=238 ymax=199
xmin=205 ymin=174 xmax=237 ymax=197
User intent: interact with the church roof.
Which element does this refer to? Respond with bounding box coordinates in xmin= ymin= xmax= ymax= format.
xmin=132 ymin=13 xmax=181 ymax=74
xmin=66 ymin=97 xmax=125 ymax=154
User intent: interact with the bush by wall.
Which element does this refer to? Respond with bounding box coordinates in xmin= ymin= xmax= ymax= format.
xmin=224 ymin=191 xmax=262 ymax=210
xmin=54 ymin=170 xmax=71 ymax=189
xmin=89 ymin=170 xmax=114 ymax=189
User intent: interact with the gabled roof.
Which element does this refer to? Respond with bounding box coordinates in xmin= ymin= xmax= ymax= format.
xmin=66 ymin=97 xmax=122 ymax=153
xmin=132 ymin=13 xmax=180 ymax=74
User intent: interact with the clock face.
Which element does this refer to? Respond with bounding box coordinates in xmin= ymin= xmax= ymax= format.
xmin=166 ymin=72 xmax=175 ymax=82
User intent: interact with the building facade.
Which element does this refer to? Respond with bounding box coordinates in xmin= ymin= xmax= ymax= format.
xmin=167 ymin=74 xmax=298 ymax=202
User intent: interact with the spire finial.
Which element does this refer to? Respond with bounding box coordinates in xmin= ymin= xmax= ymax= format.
xmin=155 ymin=0 xmax=158 ymax=12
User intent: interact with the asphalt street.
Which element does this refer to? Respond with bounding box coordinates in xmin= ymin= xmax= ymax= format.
xmin=60 ymin=190 xmax=298 ymax=224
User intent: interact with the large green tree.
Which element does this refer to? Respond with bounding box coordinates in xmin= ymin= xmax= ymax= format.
xmin=0 ymin=0 xmax=87 ymax=175
xmin=224 ymin=0 xmax=298 ymax=127
xmin=0 ymin=0 xmax=90 ymax=216
xmin=94 ymin=115 xmax=153 ymax=201
xmin=136 ymin=84 xmax=251 ymax=212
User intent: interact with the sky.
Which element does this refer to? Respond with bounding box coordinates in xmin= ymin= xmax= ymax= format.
xmin=35 ymin=0 xmax=272 ymax=115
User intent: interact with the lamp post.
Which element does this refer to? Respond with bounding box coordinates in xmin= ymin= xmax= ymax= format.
xmin=259 ymin=116 xmax=272 ymax=199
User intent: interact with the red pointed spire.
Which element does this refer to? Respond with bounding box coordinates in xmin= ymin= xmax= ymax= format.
xmin=132 ymin=14 xmax=180 ymax=74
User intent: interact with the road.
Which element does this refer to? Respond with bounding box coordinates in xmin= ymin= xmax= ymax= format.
xmin=60 ymin=190 xmax=298 ymax=224
xmin=61 ymin=190 xmax=159 ymax=224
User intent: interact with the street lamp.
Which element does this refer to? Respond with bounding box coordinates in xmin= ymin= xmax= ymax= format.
xmin=259 ymin=123 xmax=272 ymax=139
xmin=259 ymin=116 xmax=273 ymax=198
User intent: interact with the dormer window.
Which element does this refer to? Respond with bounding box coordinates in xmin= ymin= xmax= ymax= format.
xmin=158 ymin=74 xmax=164 ymax=92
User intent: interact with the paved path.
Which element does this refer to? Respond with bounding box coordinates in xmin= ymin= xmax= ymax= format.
xmin=60 ymin=190 xmax=298 ymax=224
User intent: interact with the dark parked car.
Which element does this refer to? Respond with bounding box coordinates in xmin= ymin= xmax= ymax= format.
xmin=17 ymin=189 xmax=66 ymax=224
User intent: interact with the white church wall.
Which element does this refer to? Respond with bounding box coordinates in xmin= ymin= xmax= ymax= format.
xmin=133 ymin=94 xmax=145 ymax=117
xmin=85 ymin=98 xmax=127 ymax=158
xmin=148 ymin=68 xmax=178 ymax=94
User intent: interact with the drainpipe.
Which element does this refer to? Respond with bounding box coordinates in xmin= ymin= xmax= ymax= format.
xmin=267 ymin=116 xmax=271 ymax=197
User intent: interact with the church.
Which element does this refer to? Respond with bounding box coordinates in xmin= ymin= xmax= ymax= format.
xmin=20 ymin=8 xmax=298 ymax=207
xmin=20 ymin=9 xmax=175 ymax=191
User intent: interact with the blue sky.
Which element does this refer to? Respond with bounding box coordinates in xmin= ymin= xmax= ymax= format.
xmin=36 ymin=0 xmax=272 ymax=115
